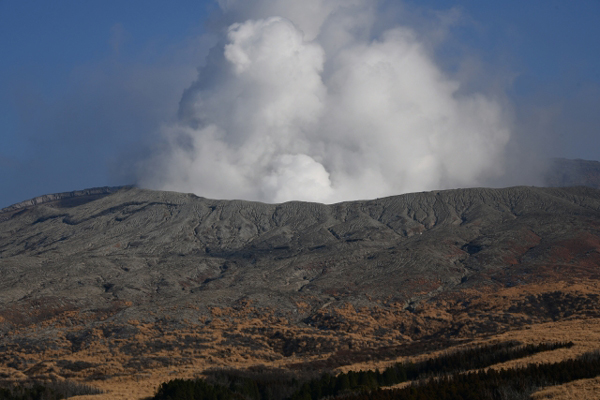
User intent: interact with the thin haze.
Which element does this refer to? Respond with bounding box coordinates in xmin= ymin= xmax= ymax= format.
xmin=139 ymin=0 xmax=512 ymax=203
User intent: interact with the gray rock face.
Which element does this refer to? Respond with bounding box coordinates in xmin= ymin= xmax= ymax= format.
xmin=1 ymin=185 xmax=599 ymax=321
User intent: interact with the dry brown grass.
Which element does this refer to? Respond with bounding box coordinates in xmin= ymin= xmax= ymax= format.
xmin=532 ymin=376 xmax=600 ymax=400
xmin=2 ymin=280 xmax=600 ymax=398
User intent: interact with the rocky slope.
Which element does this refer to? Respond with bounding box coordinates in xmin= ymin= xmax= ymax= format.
xmin=0 ymin=185 xmax=600 ymax=398
xmin=2 ymin=185 xmax=600 ymax=309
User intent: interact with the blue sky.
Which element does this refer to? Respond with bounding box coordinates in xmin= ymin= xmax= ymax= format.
xmin=1 ymin=0 xmax=599 ymax=207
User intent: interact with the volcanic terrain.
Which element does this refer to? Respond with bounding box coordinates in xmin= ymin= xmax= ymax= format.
xmin=0 ymin=185 xmax=600 ymax=398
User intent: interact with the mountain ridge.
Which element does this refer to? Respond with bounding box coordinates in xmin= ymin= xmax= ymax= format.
xmin=3 ymin=156 xmax=600 ymax=214
xmin=1 ymin=185 xmax=599 ymax=310
xmin=0 ymin=186 xmax=127 ymax=215
xmin=1 ymin=184 xmax=600 ymax=398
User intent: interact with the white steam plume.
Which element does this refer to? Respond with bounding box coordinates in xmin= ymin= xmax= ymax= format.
xmin=139 ymin=0 xmax=511 ymax=203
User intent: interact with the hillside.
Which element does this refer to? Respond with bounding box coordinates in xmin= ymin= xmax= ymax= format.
xmin=0 ymin=185 xmax=600 ymax=398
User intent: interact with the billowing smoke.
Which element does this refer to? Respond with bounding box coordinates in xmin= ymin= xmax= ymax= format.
xmin=139 ymin=0 xmax=512 ymax=203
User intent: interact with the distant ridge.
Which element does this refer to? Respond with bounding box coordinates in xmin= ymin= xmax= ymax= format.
xmin=3 ymin=158 xmax=599 ymax=215
xmin=545 ymin=158 xmax=600 ymax=189
xmin=0 ymin=185 xmax=131 ymax=214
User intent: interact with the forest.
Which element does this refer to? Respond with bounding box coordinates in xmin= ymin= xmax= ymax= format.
xmin=150 ymin=341 xmax=592 ymax=400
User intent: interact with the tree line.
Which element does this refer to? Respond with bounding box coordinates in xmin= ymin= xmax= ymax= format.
xmin=0 ymin=380 xmax=103 ymax=400
xmin=347 ymin=350 xmax=600 ymax=400
xmin=151 ymin=341 xmax=576 ymax=400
